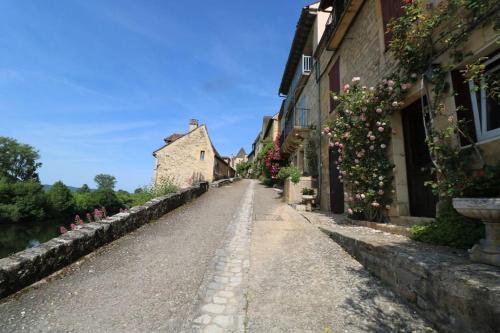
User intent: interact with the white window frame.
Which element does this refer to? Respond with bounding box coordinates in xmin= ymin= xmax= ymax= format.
xmin=468 ymin=53 xmax=500 ymax=142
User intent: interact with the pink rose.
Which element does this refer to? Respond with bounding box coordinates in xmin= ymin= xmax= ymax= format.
xmin=343 ymin=83 xmax=350 ymax=92
xmin=369 ymin=135 xmax=376 ymax=141
xmin=376 ymin=108 xmax=383 ymax=114
xmin=378 ymin=126 xmax=384 ymax=132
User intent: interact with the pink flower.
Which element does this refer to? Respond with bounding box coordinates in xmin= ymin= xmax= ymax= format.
xmin=387 ymin=80 xmax=394 ymax=87
xmin=59 ymin=226 xmax=68 ymax=234
xmin=369 ymin=135 xmax=376 ymax=141
xmin=347 ymin=208 xmax=353 ymax=215
xmin=70 ymin=223 xmax=77 ymax=230
xmin=378 ymin=190 xmax=384 ymax=195
xmin=378 ymin=126 xmax=384 ymax=132
xmin=343 ymin=83 xmax=350 ymax=92
xmin=369 ymin=145 xmax=374 ymax=150
xmin=376 ymin=108 xmax=383 ymax=114
xmin=371 ymin=202 xmax=380 ymax=208
xmin=360 ymin=114 xmax=367 ymax=121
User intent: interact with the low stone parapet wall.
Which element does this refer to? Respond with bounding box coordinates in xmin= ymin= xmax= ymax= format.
xmin=0 ymin=182 xmax=209 ymax=299
xmin=319 ymin=224 xmax=500 ymax=333
xmin=211 ymin=178 xmax=232 ymax=188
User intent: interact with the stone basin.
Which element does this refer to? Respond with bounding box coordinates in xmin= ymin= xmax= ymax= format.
xmin=452 ymin=198 xmax=500 ymax=267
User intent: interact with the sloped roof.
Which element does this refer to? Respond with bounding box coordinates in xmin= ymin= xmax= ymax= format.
xmin=278 ymin=6 xmax=317 ymax=95
xmin=164 ymin=133 xmax=184 ymax=144
xmin=236 ymin=148 xmax=247 ymax=158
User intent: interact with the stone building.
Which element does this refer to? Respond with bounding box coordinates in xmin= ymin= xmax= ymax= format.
xmin=312 ymin=0 xmax=499 ymax=223
xmin=152 ymin=119 xmax=235 ymax=188
xmin=278 ymin=1 xmax=328 ymax=176
xmin=230 ymin=148 xmax=248 ymax=169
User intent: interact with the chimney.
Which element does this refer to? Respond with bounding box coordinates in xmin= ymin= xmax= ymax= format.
xmin=189 ymin=119 xmax=199 ymax=132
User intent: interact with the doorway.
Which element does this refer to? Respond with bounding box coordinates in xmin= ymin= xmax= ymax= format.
xmin=329 ymin=147 xmax=344 ymax=213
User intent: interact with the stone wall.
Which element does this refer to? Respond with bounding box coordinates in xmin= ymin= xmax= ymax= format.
xmin=0 ymin=182 xmax=209 ymax=299
xmin=320 ymin=224 xmax=500 ymax=333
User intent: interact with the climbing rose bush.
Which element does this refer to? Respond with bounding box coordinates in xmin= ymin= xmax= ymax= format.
xmin=264 ymin=135 xmax=283 ymax=179
xmin=323 ymin=77 xmax=408 ymax=222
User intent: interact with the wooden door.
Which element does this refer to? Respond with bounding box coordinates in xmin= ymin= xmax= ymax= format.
xmin=329 ymin=147 xmax=344 ymax=213
xmin=401 ymin=100 xmax=438 ymax=217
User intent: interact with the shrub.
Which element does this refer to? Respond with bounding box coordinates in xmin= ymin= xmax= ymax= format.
xmin=277 ymin=166 xmax=301 ymax=184
xmin=410 ymin=201 xmax=484 ymax=249
xmin=302 ymin=187 xmax=315 ymax=195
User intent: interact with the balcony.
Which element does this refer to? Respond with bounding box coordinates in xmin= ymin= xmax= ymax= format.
xmin=283 ymin=55 xmax=312 ymax=113
xmin=323 ymin=0 xmax=363 ymax=51
xmin=281 ymin=107 xmax=312 ymax=154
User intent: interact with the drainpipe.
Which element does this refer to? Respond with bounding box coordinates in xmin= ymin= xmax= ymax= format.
xmin=315 ymin=56 xmax=322 ymax=207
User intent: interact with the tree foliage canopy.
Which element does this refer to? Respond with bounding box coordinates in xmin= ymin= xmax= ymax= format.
xmin=0 ymin=137 xmax=42 ymax=182
xmin=94 ymin=174 xmax=116 ymax=190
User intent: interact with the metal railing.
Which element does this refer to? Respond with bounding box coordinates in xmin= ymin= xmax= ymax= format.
xmin=282 ymin=107 xmax=312 ymax=147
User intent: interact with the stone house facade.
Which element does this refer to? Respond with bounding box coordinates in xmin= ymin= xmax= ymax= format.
xmin=313 ymin=0 xmax=499 ymax=223
xmin=230 ymin=148 xmax=248 ymax=169
xmin=153 ymin=120 xmax=235 ymax=188
xmin=278 ymin=2 xmax=328 ymax=177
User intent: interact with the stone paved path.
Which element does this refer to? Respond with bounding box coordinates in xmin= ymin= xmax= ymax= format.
xmin=0 ymin=180 xmax=436 ymax=332
xmin=192 ymin=181 xmax=254 ymax=332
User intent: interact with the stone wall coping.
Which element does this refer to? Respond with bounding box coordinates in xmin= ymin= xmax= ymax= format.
xmin=0 ymin=181 xmax=209 ymax=299
xmin=319 ymin=223 xmax=500 ymax=333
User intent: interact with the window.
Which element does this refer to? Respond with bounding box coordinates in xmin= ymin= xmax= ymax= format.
xmin=200 ymin=150 xmax=205 ymax=161
xmin=467 ymin=54 xmax=500 ymax=141
xmin=381 ymin=0 xmax=405 ymax=50
xmin=329 ymin=58 xmax=340 ymax=113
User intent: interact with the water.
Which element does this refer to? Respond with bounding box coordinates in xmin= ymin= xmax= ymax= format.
xmin=0 ymin=220 xmax=65 ymax=259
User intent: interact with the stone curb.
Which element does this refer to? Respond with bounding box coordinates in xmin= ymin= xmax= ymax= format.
xmin=0 ymin=182 xmax=209 ymax=299
xmin=319 ymin=225 xmax=500 ymax=333
xmin=211 ymin=178 xmax=233 ymax=188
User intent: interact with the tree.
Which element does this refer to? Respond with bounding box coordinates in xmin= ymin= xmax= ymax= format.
xmin=0 ymin=137 xmax=42 ymax=182
xmin=93 ymin=189 xmax=122 ymax=215
xmin=0 ymin=177 xmax=46 ymax=223
xmin=46 ymin=181 xmax=75 ymax=218
xmin=77 ymin=184 xmax=91 ymax=193
xmin=94 ymin=174 xmax=116 ymax=190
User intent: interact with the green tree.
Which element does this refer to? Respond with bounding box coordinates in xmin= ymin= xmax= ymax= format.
xmin=0 ymin=137 xmax=42 ymax=182
xmin=94 ymin=174 xmax=116 ymax=190
xmin=0 ymin=177 xmax=46 ymax=223
xmin=46 ymin=181 xmax=75 ymax=218
xmin=77 ymin=184 xmax=91 ymax=193
xmin=93 ymin=189 xmax=122 ymax=215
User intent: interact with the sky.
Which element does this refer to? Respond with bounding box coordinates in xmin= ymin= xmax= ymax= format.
xmin=0 ymin=0 xmax=301 ymax=191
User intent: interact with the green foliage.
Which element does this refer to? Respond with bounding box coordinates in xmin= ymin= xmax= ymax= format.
xmin=94 ymin=174 xmax=117 ymax=190
xmin=46 ymin=181 xmax=75 ymax=218
xmin=305 ymin=133 xmax=319 ymax=177
xmin=410 ymin=201 xmax=484 ymax=249
xmin=236 ymin=161 xmax=252 ymax=177
xmin=302 ymin=187 xmax=315 ymax=195
xmin=277 ymin=166 xmax=301 ymax=184
xmin=151 ymin=176 xmax=179 ymax=197
xmin=0 ymin=178 xmax=46 ymax=223
xmin=0 ymin=137 xmax=42 ymax=182
xmin=77 ymin=184 xmax=91 ymax=194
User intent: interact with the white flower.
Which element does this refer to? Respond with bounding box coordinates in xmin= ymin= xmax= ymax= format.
xmin=378 ymin=176 xmax=384 ymax=180
xmin=360 ymin=194 xmax=366 ymax=199
xmin=333 ymin=95 xmax=339 ymax=100
xmin=380 ymin=144 xmax=387 ymax=149
xmin=352 ymin=77 xmax=361 ymax=82
xmin=392 ymin=101 xmax=399 ymax=107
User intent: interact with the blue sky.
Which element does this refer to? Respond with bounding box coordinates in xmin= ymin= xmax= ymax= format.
xmin=0 ymin=0 xmax=300 ymax=191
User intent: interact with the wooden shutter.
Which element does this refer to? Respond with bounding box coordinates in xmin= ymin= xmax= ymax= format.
xmin=329 ymin=58 xmax=340 ymax=113
xmin=381 ymin=0 xmax=404 ymax=49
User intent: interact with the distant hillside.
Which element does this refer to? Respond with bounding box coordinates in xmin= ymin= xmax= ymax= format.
xmin=42 ymin=184 xmax=95 ymax=192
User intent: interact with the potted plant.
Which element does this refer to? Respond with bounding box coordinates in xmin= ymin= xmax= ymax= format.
xmin=452 ymin=165 xmax=500 ymax=267
xmin=301 ymin=187 xmax=315 ymax=200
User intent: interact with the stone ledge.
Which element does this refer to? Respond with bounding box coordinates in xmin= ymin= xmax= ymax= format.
xmin=319 ymin=224 xmax=500 ymax=333
xmin=211 ymin=178 xmax=232 ymax=188
xmin=0 ymin=181 xmax=209 ymax=299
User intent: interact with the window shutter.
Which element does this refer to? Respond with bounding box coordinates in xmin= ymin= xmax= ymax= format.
xmin=381 ymin=0 xmax=405 ymax=50
xmin=329 ymin=58 xmax=340 ymax=113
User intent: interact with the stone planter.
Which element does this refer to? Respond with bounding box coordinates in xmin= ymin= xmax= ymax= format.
xmin=452 ymin=198 xmax=500 ymax=267
xmin=302 ymin=194 xmax=315 ymax=212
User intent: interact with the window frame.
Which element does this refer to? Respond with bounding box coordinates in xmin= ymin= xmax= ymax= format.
xmin=468 ymin=54 xmax=500 ymax=142
xmin=200 ymin=150 xmax=205 ymax=161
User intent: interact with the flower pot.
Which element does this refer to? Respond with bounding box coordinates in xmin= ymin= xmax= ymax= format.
xmin=452 ymin=198 xmax=500 ymax=267
xmin=302 ymin=194 xmax=315 ymax=212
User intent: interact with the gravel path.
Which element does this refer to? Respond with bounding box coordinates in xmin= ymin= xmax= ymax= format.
xmin=246 ymin=184 xmax=436 ymax=333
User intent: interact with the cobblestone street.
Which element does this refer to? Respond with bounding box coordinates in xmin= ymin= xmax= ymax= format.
xmin=0 ymin=180 xmax=435 ymax=332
